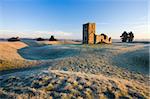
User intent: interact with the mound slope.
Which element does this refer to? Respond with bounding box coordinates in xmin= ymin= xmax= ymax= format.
xmin=0 ymin=41 xmax=40 ymax=71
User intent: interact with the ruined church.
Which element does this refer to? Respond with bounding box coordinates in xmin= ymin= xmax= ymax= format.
xmin=83 ymin=23 xmax=112 ymax=44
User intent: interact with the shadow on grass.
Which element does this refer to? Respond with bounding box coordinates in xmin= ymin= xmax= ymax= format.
xmin=112 ymin=47 xmax=149 ymax=75
xmin=18 ymin=45 xmax=81 ymax=60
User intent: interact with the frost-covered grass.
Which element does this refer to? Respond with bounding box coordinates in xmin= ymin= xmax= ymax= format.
xmin=0 ymin=70 xmax=149 ymax=99
xmin=49 ymin=43 xmax=149 ymax=82
xmin=113 ymin=46 xmax=149 ymax=74
xmin=18 ymin=45 xmax=81 ymax=60
xmin=0 ymin=41 xmax=149 ymax=99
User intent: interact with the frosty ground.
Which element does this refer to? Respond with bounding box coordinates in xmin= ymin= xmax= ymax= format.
xmin=0 ymin=40 xmax=149 ymax=99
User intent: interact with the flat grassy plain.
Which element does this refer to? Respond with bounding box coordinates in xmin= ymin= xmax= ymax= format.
xmin=0 ymin=40 xmax=149 ymax=99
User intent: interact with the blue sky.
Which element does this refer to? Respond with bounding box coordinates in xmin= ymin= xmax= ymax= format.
xmin=0 ymin=0 xmax=149 ymax=39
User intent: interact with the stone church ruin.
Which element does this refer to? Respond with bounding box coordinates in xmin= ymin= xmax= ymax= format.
xmin=82 ymin=23 xmax=112 ymax=44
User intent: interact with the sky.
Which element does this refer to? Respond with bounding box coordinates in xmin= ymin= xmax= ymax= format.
xmin=0 ymin=0 xmax=149 ymax=39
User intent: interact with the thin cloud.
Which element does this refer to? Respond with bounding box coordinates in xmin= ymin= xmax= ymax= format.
xmin=0 ymin=29 xmax=76 ymax=39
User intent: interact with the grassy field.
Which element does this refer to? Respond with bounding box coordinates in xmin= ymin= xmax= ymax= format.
xmin=0 ymin=41 xmax=42 ymax=71
xmin=0 ymin=40 xmax=149 ymax=98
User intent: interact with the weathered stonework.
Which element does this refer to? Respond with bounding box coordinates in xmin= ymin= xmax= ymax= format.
xmin=83 ymin=23 xmax=112 ymax=44
xmin=83 ymin=23 xmax=95 ymax=44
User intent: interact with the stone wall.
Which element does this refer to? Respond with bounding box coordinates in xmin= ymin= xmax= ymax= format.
xmin=83 ymin=24 xmax=88 ymax=44
xmin=83 ymin=23 xmax=95 ymax=44
xmin=95 ymin=35 xmax=103 ymax=43
xmin=95 ymin=35 xmax=112 ymax=44
xmin=88 ymin=23 xmax=95 ymax=44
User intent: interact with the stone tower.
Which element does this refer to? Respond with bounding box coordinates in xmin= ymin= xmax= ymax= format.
xmin=83 ymin=23 xmax=96 ymax=44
